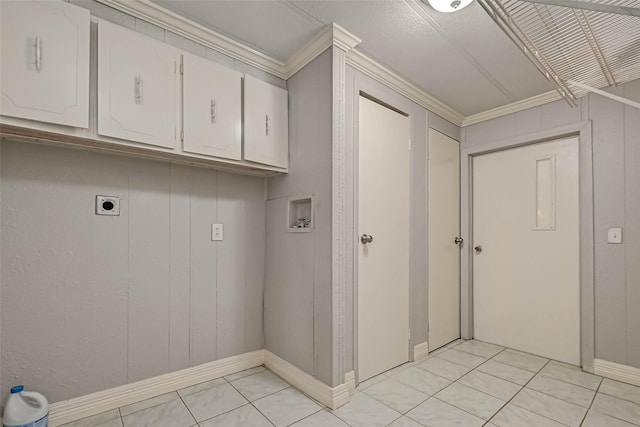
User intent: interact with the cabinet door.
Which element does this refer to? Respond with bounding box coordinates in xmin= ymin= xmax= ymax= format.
xmin=182 ymin=54 xmax=242 ymax=160
xmin=98 ymin=20 xmax=177 ymax=149
xmin=1 ymin=1 xmax=90 ymax=128
xmin=244 ymin=75 xmax=288 ymax=169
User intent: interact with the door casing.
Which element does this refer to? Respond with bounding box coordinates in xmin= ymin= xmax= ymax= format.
xmin=460 ymin=122 xmax=595 ymax=371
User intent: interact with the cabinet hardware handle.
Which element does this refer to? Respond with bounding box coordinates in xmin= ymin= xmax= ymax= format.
xmin=265 ymin=114 xmax=270 ymax=136
xmin=211 ymin=100 xmax=217 ymax=123
xmin=135 ymin=75 xmax=143 ymax=104
xmin=454 ymin=237 xmax=463 ymax=245
xmin=35 ymin=36 xmax=41 ymax=71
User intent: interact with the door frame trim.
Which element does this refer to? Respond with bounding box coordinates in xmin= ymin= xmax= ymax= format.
xmin=460 ymin=121 xmax=595 ymax=372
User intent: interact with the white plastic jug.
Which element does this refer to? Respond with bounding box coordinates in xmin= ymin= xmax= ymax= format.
xmin=2 ymin=386 xmax=48 ymax=427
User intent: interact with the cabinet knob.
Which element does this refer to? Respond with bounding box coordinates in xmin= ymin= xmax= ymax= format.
xmin=265 ymin=114 xmax=270 ymax=136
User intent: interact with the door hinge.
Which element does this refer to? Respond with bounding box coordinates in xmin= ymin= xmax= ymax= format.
xmin=180 ymin=129 xmax=184 ymax=142
xmin=409 ymin=139 xmax=412 ymax=150
xmin=408 ymin=329 xmax=411 ymax=340
xmin=180 ymin=62 xmax=184 ymax=75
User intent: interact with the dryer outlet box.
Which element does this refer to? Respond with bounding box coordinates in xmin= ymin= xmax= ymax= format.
xmin=96 ymin=196 xmax=120 ymax=216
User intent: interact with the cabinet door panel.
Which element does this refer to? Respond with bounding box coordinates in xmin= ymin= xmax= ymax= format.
xmin=183 ymin=54 xmax=241 ymax=160
xmin=1 ymin=1 xmax=90 ymax=128
xmin=98 ymin=20 xmax=177 ymax=149
xmin=244 ymin=75 xmax=288 ymax=169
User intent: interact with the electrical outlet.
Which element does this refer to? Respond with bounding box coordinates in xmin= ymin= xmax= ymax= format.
xmin=211 ymin=224 xmax=223 ymax=241
xmin=96 ymin=196 xmax=120 ymax=216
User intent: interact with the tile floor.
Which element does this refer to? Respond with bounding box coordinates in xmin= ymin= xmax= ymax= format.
xmin=60 ymin=340 xmax=640 ymax=427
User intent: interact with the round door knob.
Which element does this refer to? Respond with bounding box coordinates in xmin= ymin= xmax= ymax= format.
xmin=474 ymin=245 xmax=482 ymax=253
xmin=454 ymin=237 xmax=464 ymax=245
xmin=361 ymin=234 xmax=374 ymax=244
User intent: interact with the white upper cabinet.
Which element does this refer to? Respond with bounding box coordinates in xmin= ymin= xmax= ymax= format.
xmin=1 ymin=1 xmax=90 ymax=128
xmin=243 ymin=75 xmax=288 ymax=169
xmin=182 ymin=54 xmax=242 ymax=160
xmin=98 ymin=20 xmax=178 ymax=149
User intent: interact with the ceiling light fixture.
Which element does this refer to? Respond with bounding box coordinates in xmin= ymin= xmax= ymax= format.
xmin=427 ymin=0 xmax=475 ymax=13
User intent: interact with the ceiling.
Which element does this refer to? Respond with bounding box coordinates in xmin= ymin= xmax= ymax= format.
xmin=152 ymin=0 xmax=559 ymax=117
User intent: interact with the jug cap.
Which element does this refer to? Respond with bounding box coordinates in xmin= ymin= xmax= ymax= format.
xmin=10 ymin=385 xmax=24 ymax=394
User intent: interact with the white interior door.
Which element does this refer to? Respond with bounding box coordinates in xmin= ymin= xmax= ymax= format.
xmin=473 ymin=137 xmax=580 ymax=365
xmin=358 ymin=96 xmax=410 ymax=381
xmin=428 ymin=129 xmax=461 ymax=351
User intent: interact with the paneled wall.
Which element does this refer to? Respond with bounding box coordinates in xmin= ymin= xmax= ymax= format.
xmin=265 ymin=48 xmax=334 ymax=384
xmin=1 ymin=141 xmax=265 ymax=403
xmin=461 ymin=78 xmax=640 ymax=369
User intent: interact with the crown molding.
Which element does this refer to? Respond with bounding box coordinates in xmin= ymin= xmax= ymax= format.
xmin=96 ymin=0 xmax=288 ymax=78
xmin=346 ymin=49 xmax=465 ymax=126
xmin=96 ymin=0 xmax=564 ymax=128
xmin=285 ymin=23 xmax=361 ymax=79
xmin=462 ymin=90 xmax=562 ymax=126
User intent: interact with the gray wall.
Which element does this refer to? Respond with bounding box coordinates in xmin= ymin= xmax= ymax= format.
xmin=343 ymin=65 xmax=461 ymax=377
xmin=1 ymin=141 xmax=265 ymax=403
xmin=461 ymin=78 xmax=640 ymax=369
xmin=264 ymin=48 xmax=334 ymax=385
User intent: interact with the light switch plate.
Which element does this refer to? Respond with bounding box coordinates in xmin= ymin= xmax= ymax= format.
xmin=607 ymin=227 xmax=622 ymax=244
xmin=212 ymin=224 xmax=223 ymax=241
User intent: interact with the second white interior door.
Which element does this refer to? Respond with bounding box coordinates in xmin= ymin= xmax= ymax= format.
xmin=358 ymin=96 xmax=410 ymax=381
xmin=473 ymin=137 xmax=580 ymax=365
xmin=428 ymin=129 xmax=461 ymax=351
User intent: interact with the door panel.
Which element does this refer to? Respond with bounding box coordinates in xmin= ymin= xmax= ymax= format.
xmin=98 ymin=20 xmax=177 ymax=148
xmin=1 ymin=1 xmax=90 ymax=128
xmin=182 ymin=53 xmax=242 ymax=160
xmin=473 ymin=137 xmax=580 ymax=364
xmin=358 ymin=96 xmax=410 ymax=381
xmin=243 ymin=74 xmax=288 ymax=168
xmin=428 ymin=129 xmax=460 ymax=351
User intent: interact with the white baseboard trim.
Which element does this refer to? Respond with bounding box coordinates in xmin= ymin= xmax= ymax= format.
xmin=414 ymin=342 xmax=430 ymax=361
xmin=48 ymin=350 xmax=264 ymax=426
xmin=344 ymin=371 xmax=356 ymax=396
xmin=263 ymin=350 xmax=350 ymax=410
xmin=594 ymin=359 xmax=640 ymax=387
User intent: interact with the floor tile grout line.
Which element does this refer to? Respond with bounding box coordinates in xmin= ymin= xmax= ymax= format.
xmin=483 ymin=358 xmax=569 ymax=427
xmin=175 ymin=387 xmax=201 ymax=426
xmin=281 ymin=407 xmax=325 ymax=427
xmin=578 ymin=377 xmax=603 ymax=426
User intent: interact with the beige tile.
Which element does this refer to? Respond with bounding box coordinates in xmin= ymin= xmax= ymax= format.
xmin=458 ymin=370 xmax=522 ymax=400
xmin=454 ymin=340 xmax=504 ymax=358
xmin=391 ymin=366 xmax=451 ymax=395
xmin=600 ymin=378 xmax=640 ymax=405
xmin=492 ymin=349 xmax=548 ymax=372
xmin=363 ymin=378 xmax=429 ymax=413
xmin=435 ymin=382 xmax=505 ymax=420
xmin=539 ymin=360 xmax=602 ymax=390
xmin=417 ymin=356 xmax=471 ymax=381
xmin=121 ymin=399 xmax=195 ymax=427
xmin=181 ymin=383 xmax=248 ymax=422
xmin=527 ymin=374 xmax=595 ymax=407
xmin=492 ymin=403 xmax=566 ymax=427
xmin=199 ymin=404 xmax=272 ymax=427
xmin=253 ymin=387 xmax=322 ymax=426
xmin=332 ymin=392 xmax=400 ymax=427
xmin=435 ymin=349 xmax=487 ymax=369
xmin=582 ymin=409 xmax=638 ymax=427
xmin=120 ymin=392 xmax=181 ymax=416
xmin=510 ymin=388 xmax=587 ymax=426
xmin=476 ymin=359 xmax=536 ymax=385
xmin=229 ymin=371 xmax=289 ymax=401
xmin=591 ymin=393 xmax=640 ymax=425
xmin=59 ymin=409 xmax=122 ymax=427
xmin=405 ymin=397 xmax=484 ymax=427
